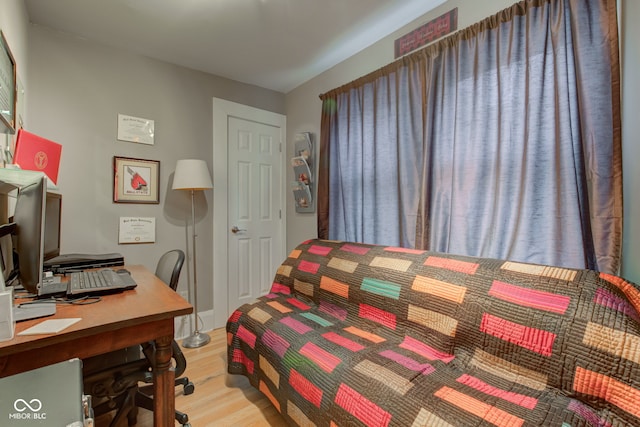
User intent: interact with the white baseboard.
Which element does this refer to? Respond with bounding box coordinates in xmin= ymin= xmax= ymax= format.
xmin=174 ymin=308 xmax=215 ymax=340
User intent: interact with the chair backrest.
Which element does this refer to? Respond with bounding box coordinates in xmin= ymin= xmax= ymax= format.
xmin=155 ymin=249 xmax=185 ymax=290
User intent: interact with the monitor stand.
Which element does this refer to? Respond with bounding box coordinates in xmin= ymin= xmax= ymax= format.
xmin=37 ymin=273 xmax=67 ymax=297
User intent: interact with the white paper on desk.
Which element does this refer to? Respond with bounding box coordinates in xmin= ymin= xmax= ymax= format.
xmin=17 ymin=318 xmax=82 ymax=335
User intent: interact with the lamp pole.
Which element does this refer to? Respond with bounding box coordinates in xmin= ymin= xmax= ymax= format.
xmin=182 ymin=188 xmax=210 ymax=348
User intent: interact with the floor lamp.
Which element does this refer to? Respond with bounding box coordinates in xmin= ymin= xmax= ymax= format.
xmin=173 ymin=159 xmax=213 ymax=348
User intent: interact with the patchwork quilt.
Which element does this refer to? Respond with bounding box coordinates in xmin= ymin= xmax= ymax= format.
xmin=226 ymin=239 xmax=640 ymax=426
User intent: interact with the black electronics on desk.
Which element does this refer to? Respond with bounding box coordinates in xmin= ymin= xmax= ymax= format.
xmin=44 ymin=253 xmax=125 ymax=275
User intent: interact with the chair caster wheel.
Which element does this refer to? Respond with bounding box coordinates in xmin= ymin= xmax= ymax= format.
xmin=183 ymin=381 xmax=195 ymax=395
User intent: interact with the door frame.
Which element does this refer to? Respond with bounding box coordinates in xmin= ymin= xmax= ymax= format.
xmin=212 ymin=97 xmax=287 ymax=328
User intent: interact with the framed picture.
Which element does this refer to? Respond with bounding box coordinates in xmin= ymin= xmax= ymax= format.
xmin=0 ymin=31 xmax=17 ymax=134
xmin=113 ymin=156 xmax=160 ymax=204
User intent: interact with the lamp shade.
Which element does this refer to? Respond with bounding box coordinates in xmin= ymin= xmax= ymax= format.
xmin=172 ymin=159 xmax=213 ymax=190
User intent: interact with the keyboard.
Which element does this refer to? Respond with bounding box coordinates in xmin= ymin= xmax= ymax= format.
xmin=68 ymin=268 xmax=137 ymax=296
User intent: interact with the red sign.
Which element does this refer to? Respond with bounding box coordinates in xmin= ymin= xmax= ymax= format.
xmin=394 ymin=8 xmax=458 ymax=58
xmin=13 ymin=129 xmax=62 ymax=184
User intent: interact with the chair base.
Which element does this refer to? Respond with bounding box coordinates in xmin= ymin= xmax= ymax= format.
xmin=92 ymin=386 xmax=139 ymax=427
xmin=135 ymin=390 xmax=190 ymax=426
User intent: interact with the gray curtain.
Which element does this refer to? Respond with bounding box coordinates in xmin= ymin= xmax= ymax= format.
xmin=322 ymin=67 xmax=424 ymax=247
xmin=319 ymin=0 xmax=621 ymax=273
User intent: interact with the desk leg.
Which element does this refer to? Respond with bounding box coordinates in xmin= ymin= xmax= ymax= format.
xmin=154 ymin=335 xmax=175 ymax=427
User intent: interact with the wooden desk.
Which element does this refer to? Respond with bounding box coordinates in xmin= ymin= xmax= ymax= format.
xmin=0 ymin=265 xmax=193 ymax=426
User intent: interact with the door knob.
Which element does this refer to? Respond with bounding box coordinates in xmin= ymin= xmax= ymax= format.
xmin=231 ymin=226 xmax=246 ymax=234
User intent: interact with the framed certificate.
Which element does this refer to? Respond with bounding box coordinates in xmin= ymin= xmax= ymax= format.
xmin=0 ymin=31 xmax=16 ymax=134
xmin=118 ymin=217 xmax=156 ymax=244
xmin=117 ymin=114 xmax=155 ymax=145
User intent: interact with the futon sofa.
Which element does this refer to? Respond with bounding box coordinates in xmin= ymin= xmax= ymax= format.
xmin=226 ymin=239 xmax=640 ymax=426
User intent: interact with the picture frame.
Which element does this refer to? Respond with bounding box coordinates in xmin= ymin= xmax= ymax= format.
xmin=113 ymin=156 xmax=160 ymax=204
xmin=117 ymin=113 xmax=155 ymax=145
xmin=0 ymin=31 xmax=17 ymax=134
xmin=118 ymin=217 xmax=156 ymax=244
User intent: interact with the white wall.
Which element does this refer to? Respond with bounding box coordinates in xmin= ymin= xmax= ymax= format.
xmin=285 ymin=0 xmax=640 ymax=285
xmin=25 ymin=25 xmax=285 ymax=315
xmin=620 ymin=0 xmax=640 ymax=283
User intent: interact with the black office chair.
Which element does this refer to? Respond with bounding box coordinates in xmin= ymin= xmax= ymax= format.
xmin=83 ymin=249 xmax=194 ymax=427
xmin=135 ymin=249 xmax=194 ymax=424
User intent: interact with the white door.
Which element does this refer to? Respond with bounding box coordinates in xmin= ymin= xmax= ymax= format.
xmin=213 ymin=98 xmax=286 ymax=328
xmin=227 ymin=116 xmax=283 ymax=310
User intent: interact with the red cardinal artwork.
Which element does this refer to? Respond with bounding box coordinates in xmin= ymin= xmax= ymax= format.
xmin=127 ymin=166 xmax=147 ymax=190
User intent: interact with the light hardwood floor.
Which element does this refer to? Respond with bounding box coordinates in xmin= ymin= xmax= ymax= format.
xmin=97 ymin=328 xmax=288 ymax=427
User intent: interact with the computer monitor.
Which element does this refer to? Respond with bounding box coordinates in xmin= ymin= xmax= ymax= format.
xmin=12 ymin=174 xmax=47 ymax=295
xmin=44 ymin=192 xmax=62 ymax=260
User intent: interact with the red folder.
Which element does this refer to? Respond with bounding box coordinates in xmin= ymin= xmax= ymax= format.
xmin=13 ymin=129 xmax=62 ymax=184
